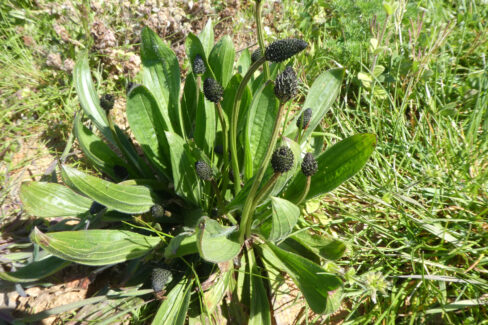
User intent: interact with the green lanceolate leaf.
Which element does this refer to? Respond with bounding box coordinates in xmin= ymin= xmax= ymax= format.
xmin=0 ymin=256 xmax=71 ymax=283
xmin=260 ymin=241 xmax=342 ymax=314
xmin=203 ymin=268 xmax=233 ymax=313
xmin=20 ymin=181 xmax=92 ymax=218
xmin=74 ymin=113 xmax=131 ymax=180
xmin=222 ymin=74 xmax=252 ymax=141
xmin=208 ymin=35 xmax=235 ymax=88
xmin=126 ymin=85 xmax=171 ymax=178
xmin=181 ymin=72 xmax=197 ymax=133
xmin=152 ymin=277 xmax=193 ymax=325
xmin=285 ymin=68 xmax=345 ymax=142
xmin=164 ymin=233 xmax=198 ymax=259
xmin=237 ymin=48 xmax=251 ymax=75
xmin=248 ymin=248 xmax=271 ymax=325
xmin=291 ymin=231 xmax=346 ymax=260
xmin=61 ymin=165 xmax=157 ymax=214
xmin=74 ymin=52 xmax=114 ymax=145
xmin=196 ymin=217 xmax=241 ymax=263
xmin=198 ymin=18 xmax=214 ymax=57
xmin=165 ymin=131 xmax=201 ymax=205
xmin=269 ymin=197 xmax=300 ymax=242
xmin=30 ymin=228 xmax=161 ymax=266
xmin=185 ymin=33 xmax=215 ymax=79
xmin=244 ymin=81 xmax=279 ymax=179
xmin=285 ymin=134 xmax=376 ymax=202
xmin=194 ymin=93 xmax=217 ymax=157
xmin=140 ymin=27 xmax=182 ymax=135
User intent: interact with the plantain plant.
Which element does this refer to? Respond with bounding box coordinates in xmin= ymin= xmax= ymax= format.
xmin=2 ymin=9 xmax=376 ymax=324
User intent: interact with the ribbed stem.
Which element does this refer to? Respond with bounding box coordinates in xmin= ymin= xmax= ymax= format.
xmin=255 ymin=0 xmax=270 ymax=80
xmin=238 ymin=102 xmax=286 ymax=242
xmin=230 ymin=56 xmax=267 ymax=194
xmin=295 ymin=176 xmax=311 ymax=205
xmin=254 ymin=172 xmax=280 ymax=206
xmin=216 ymin=102 xmax=229 ymax=196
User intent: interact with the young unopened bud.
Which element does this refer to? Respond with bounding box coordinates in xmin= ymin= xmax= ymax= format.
xmin=296 ymin=108 xmax=312 ymax=129
xmin=274 ymin=66 xmax=297 ymax=103
xmin=100 ymin=94 xmax=114 ymax=111
xmin=89 ymin=201 xmax=105 ymax=215
xmin=151 ymin=204 xmax=165 ymax=218
xmin=195 ymin=160 xmax=213 ymax=181
xmin=271 ymin=146 xmax=294 ymax=173
xmin=301 ymin=153 xmax=318 ymax=177
xmin=265 ymin=38 xmax=308 ymax=62
xmin=113 ymin=164 xmax=129 ymax=180
xmin=193 ymin=54 xmax=206 ymax=75
xmin=203 ymin=78 xmax=224 ymax=103
xmin=151 ymin=268 xmax=173 ymax=293
xmin=251 ymin=48 xmax=262 ymax=63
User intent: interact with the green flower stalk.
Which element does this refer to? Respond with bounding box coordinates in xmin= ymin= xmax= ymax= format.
xmin=296 ymin=153 xmax=318 ymax=204
xmin=230 ymin=38 xmax=307 ymax=194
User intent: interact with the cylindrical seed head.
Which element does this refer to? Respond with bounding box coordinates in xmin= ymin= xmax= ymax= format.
xmin=265 ymin=38 xmax=308 ymax=62
xmin=296 ymin=108 xmax=312 ymax=129
xmin=89 ymin=201 xmax=105 ymax=215
xmin=151 ymin=268 xmax=173 ymax=292
xmin=203 ymin=78 xmax=224 ymax=103
xmin=271 ymin=146 xmax=294 ymax=173
xmin=113 ymin=164 xmax=129 ymax=180
xmin=251 ymin=48 xmax=262 ymax=63
xmin=151 ymin=204 xmax=165 ymax=218
xmin=301 ymin=153 xmax=318 ymax=177
xmin=195 ymin=160 xmax=213 ymax=181
xmin=274 ymin=66 xmax=298 ymax=103
xmin=100 ymin=94 xmax=115 ymax=111
xmin=193 ymin=54 xmax=206 ymax=75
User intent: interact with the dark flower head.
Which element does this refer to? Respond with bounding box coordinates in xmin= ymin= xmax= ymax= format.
xmin=251 ymin=48 xmax=262 ymax=63
xmin=271 ymin=146 xmax=294 ymax=173
xmin=151 ymin=204 xmax=165 ymax=218
xmin=113 ymin=164 xmax=129 ymax=180
xmin=274 ymin=66 xmax=297 ymax=103
xmin=296 ymin=108 xmax=312 ymax=129
xmin=100 ymin=94 xmax=115 ymax=111
xmin=89 ymin=201 xmax=105 ymax=215
xmin=265 ymin=38 xmax=308 ymax=62
xmin=301 ymin=153 xmax=318 ymax=177
xmin=203 ymin=78 xmax=224 ymax=103
xmin=193 ymin=54 xmax=206 ymax=75
xmin=151 ymin=268 xmax=173 ymax=293
xmin=195 ymin=160 xmax=213 ymax=181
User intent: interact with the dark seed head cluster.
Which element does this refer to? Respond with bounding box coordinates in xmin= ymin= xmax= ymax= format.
xmin=274 ymin=66 xmax=298 ymax=103
xmin=251 ymin=48 xmax=262 ymax=63
xmin=301 ymin=153 xmax=318 ymax=177
xmin=100 ymin=94 xmax=115 ymax=111
xmin=151 ymin=204 xmax=165 ymax=218
xmin=151 ymin=268 xmax=173 ymax=292
xmin=296 ymin=108 xmax=312 ymax=129
xmin=271 ymin=146 xmax=294 ymax=173
xmin=195 ymin=160 xmax=213 ymax=181
xmin=193 ymin=54 xmax=206 ymax=75
xmin=203 ymin=78 xmax=224 ymax=103
xmin=265 ymin=38 xmax=308 ymax=63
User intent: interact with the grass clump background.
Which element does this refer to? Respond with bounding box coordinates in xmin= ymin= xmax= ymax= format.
xmin=1 ymin=0 xmax=487 ymax=323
